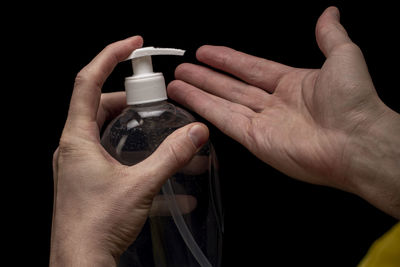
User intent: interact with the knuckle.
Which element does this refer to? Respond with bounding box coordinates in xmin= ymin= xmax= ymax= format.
xmin=52 ymin=147 xmax=59 ymax=160
xmin=164 ymin=131 xmax=193 ymax=167
xmin=57 ymin=134 xmax=79 ymax=156
xmin=332 ymin=42 xmax=363 ymax=58
xmin=216 ymin=50 xmax=231 ymax=68
xmin=104 ymin=43 xmax=115 ymax=53
xmin=52 ymin=147 xmax=60 ymax=167
xmin=247 ymin=59 xmax=264 ymax=83
xmin=338 ymin=42 xmax=362 ymax=54
xmin=318 ymin=22 xmax=346 ymax=44
xmin=319 ymin=24 xmax=337 ymax=42
xmin=74 ymin=68 xmax=89 ymax=87
xmin=99 ymin=93 xmax=108 ymax=107
xmin=74 ymin=67 xmax=102 ymax=89
xmin=103 ymin=43 xmax=120 ymax=65
xmin=167 ymin=142 xmax=186 ymax=166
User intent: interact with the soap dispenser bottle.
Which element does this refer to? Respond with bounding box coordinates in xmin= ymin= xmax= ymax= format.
xmin=101 ymin=47 xmax=223 ymax=267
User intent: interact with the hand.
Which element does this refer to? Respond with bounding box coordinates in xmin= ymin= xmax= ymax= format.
xmin=168 ymin=7 xmax=400 ymax=218
xmin=50 ymin=36 xmax=209 ymax=266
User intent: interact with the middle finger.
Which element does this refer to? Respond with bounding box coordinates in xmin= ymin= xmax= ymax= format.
xmin=175 ymin=63 xmax=270 ymax=112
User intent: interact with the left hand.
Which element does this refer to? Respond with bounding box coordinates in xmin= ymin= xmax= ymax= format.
xmin=167 ymin=7 xmax=400 ymax=218
xmin=50 ymin=36 xmax=209 ymax=266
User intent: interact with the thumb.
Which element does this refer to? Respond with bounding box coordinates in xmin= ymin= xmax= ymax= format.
xmin=134 ymin=123 xmax=209 ymax=189
xmin=316 ymin=6 xmax=352 ymax=57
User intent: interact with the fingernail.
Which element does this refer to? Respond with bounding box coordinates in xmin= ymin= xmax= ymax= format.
xmin=331 ymin=7 xmax=340 ymax=21
xmin=188 ymin=124 xmax=208 ymax=148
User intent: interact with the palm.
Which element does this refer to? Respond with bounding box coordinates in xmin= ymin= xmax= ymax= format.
xmin=252 ymin=68 xmax=338 ymax=185
xmin=241 ymin=43 xmax=379 ymax=186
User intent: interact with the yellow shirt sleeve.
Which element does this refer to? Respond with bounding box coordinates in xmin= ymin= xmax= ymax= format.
xmin=358 ymin=222 xmax=400 ymax=267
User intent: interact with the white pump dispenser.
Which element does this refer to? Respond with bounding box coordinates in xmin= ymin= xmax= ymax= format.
xmin=124 ymin=47 xmax=185 ymax=105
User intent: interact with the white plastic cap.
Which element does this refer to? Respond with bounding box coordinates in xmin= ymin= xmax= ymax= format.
xmin=123 ymin=47 xmax=185 ymax=105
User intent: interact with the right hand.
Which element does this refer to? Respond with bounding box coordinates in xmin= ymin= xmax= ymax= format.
xmin=50 ymin=36 xmax=210 ymax=266
xmin=168 ymin=7 xmax=400 ymax=218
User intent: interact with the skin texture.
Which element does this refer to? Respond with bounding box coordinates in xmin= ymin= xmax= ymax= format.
xmin=51 ymin=36 xmax=209 ymax=266
xmin=50 ymin=6 xmax=400 ymax=266
xmin=168 ymin=7 xmax=400 ymax=218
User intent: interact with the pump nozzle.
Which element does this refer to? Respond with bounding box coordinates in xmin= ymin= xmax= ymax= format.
xmin=125 ymin=46 xmax=185 ymax=60
xmin=123 ymin=47 xmax=185 ymax=105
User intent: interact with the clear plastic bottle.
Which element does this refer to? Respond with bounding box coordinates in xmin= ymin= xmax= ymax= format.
xmin=100 ymin=47 xmax=223 ymax=267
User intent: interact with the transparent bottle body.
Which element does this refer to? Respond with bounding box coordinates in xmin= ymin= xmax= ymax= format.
xmin=101 ymin=101 xmax=223 ymax=267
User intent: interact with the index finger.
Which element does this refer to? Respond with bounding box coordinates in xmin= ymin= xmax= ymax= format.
xmin=66 ymin=36 xmax=143 ymax=128
xmin=196 ymin=45 xmax=293 ymax=93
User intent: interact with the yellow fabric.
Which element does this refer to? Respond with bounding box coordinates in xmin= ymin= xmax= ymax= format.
xmin=358 ymin=222 xmax=400 ymax=267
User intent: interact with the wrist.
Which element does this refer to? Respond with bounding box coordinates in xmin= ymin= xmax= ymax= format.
xmin=50 ymin=229 xmax=118 ymax=267
xmin=50 ymin=249 xmax=116 ymax=267
xmin=50 ymin=232 xmax=117 ymax=267
xmin=346 ymin=105 xmax=400 ymax=218
xmin=50 ymin=211 xmax=119 ymax=267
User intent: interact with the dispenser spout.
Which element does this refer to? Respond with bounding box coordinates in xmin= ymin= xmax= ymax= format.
xmin=125 ymin=46 xmax=185 ymax=61
xmin=123 ymin=47 xmax=185 ymax=105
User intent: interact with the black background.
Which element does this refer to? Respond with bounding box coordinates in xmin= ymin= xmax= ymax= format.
xmin=7 ymin=1 xmax=399 ymax=266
